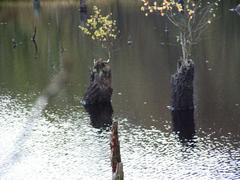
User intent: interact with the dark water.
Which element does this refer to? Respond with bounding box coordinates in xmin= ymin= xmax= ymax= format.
xmin=0 ymin=1 xmax=240 ymax=179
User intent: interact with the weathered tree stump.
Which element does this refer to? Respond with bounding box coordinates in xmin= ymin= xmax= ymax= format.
xmin=171 ymin=109 xmax=195 ymax=143
xmin=84 ymin=102 xmax=113 ymax=129
xmin=111 ymin=122 xmax=124 ymax=180
xmin=83 ymin=59 xmax=112 ymax=105
xmin=80 ymin=0 xmax=87 ymax=13
xmin=171 ymin=59 xmax=194 ymax=110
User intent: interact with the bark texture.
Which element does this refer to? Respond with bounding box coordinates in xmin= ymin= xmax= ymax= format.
xmin=80 ymin=0 xmax=87 ymax=13
xmin=111 ymin=122 xmax=124 ymax=180
xmin=83 ymin=59 xmax=112 ymax=105
xmin=171 ymin=59 xmax=194 ymax=110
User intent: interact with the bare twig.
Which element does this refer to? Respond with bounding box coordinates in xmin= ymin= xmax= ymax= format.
xmin=31 ymin=26 xmax=37 ymax=42
xmin=31 ymin=26 xmax=38 ymax=57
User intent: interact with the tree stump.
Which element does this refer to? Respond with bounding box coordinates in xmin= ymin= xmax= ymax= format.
xmin=111 ymin=122 xmax=124 ymax=180
xmin=171 ymin=59 xmax=194 ymax=110
xmin=80 ymin=0 xmax=87 ymax=13
xmin=83 ymin=59 xmax=112 ymax=106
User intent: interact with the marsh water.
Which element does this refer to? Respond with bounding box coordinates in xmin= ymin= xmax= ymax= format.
xmin=0 ymin=1 xmax=240 ymax=179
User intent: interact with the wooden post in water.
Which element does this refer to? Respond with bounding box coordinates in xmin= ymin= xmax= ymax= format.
xmin=111 ymin=121 xmax=124 ymax=180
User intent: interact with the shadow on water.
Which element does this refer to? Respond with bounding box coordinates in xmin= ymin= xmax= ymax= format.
xmin=171 ymin=109 xmax=195 ymax=145
xmin=84 ymin=103 xmax=113 ymax=130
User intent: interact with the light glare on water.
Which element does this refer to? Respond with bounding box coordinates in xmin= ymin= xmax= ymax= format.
xmin=0 ymin=93 xmax=239 ymax=180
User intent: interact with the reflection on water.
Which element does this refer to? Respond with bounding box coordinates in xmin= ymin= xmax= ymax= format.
xmin=84 ymin=103 xmax=113 ymax=129
xmin=0 ymin=93 xmax=239 ymax=179
xmin=0 ymin=1 xmax=240 ymax=179
xmin=171 ymin=110 xmax=195 ymax=144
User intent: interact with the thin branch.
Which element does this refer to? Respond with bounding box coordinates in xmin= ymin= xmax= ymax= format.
xmin=31 ymin=26 xmax=38 ymax=57
xmin=31 ymin=26 xmax=37 ymax=42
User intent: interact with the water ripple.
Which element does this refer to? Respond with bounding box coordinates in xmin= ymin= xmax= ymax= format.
xmin=0 ymin=94 xmax=239 ymax=179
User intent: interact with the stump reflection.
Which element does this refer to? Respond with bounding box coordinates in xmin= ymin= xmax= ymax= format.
xmin=84 ymin=102 xmax=113 ymax=129
xmin=171 ymin=109 xmax=195 ymax=144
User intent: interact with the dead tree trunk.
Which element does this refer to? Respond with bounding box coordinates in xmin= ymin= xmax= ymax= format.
xmin=83 ymin=59 xmax=112 ymax=105
xmin=171 ymin=59 xmax=194 ymax=110
xmin=111 ymin=122 xmax=124 ymax=180
xmin=80 ymin=0 xmax=87 ymax=13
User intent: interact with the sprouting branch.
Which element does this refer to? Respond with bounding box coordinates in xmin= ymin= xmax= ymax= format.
xmin=79 ymin=6 xmax=118 ymax=61
xmin=140 ymin=0 xmax=221 ymax=61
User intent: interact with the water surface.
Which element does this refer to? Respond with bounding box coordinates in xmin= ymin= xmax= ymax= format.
xmin=0 ymin=1 xmax=239 ymax=179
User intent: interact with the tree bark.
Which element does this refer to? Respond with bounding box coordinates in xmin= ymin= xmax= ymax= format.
xmin=111 ymin=122 xmax=124 ymax=180
xmin=80 ymin=0 xmax=87 ymax=13
xmin=83 ymin=59 xmax=112 ymax=105
xmin=171 ymin=59 xmax=194 ymax=110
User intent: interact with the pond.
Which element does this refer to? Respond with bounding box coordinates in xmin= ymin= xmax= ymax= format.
xmin=0 ymin=1 xmax=239 ymax=179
